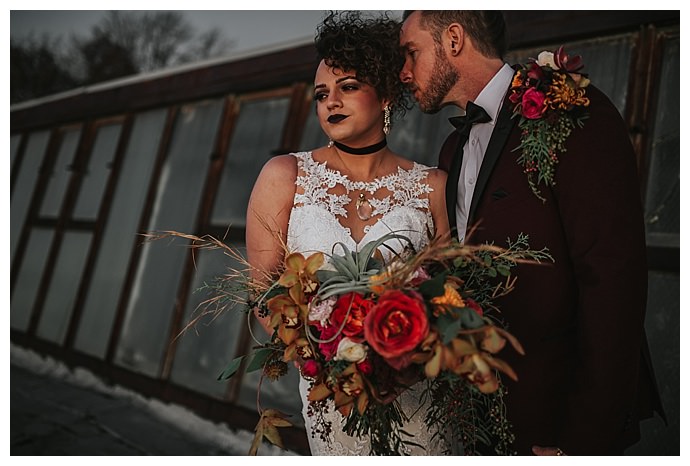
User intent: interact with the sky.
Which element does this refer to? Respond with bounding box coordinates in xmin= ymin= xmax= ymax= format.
xmin=10 ymin=10 xmax=334 ymax=56
xmin=11 ymin=4 xmax=684 ymax=57
xmin=9 ymin=4 xmax=419 ymax=58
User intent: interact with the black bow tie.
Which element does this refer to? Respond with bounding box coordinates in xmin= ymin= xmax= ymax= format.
xmin=448 ymin=101 xmax=491 ymax=137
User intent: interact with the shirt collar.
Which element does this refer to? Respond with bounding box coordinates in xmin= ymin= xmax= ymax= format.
xmin=472 ymin=63 xmax=514 ymax=124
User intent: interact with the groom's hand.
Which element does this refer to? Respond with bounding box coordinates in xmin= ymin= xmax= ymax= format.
xmin=532 ymin=445 xmax=566 ymax=456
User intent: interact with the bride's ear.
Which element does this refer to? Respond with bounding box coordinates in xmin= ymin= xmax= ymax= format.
xmin=381 ymin=98 xmax=391 ymax=112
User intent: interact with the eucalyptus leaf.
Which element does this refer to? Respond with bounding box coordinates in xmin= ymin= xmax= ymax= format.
xmin=453 ymin=257 xmax=466 ymax=268
xmin=417 ymin=272 xmax=447 ymax=299
xmin=437 ymin=312 xmax=465 ymax=344
xmin=217 ymin=355 xmax=245 ymax=380
xmin=246 ymin=347 xmax=275 ymax=373
xmin=436 ymin=306 xmax=485 ymax=343
xmin=458 ymin=307 xmax=485 ymax=329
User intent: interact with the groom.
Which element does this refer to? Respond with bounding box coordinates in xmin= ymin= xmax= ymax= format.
xmin=400 ymin=11 xmax=665 ymax=455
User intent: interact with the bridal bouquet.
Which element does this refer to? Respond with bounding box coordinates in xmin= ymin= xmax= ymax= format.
xmin=154 ymin=231 xmax=551 ymax=455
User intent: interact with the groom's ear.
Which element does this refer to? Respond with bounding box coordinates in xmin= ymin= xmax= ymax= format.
xmin=446 ymin=23 xmax=465 ymax=57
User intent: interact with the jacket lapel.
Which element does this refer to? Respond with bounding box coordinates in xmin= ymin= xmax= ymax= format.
xmin=468 ymin=95 xmax=517 ymax=224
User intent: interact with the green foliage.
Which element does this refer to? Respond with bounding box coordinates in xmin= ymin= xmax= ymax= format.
xmin=246 ymin=347 xmax=276 ymax=373
xmin=451 ymin=233 xmax=552 ymax=322
xmin=315 ymin=233 xmax=413 ymax=299
xmin=437 ymin=307 xmax=485 ymax=344
xmin=343 ymin=399 xmax=416 ymax=456
xmin=424 ymin=375 xmax=515 ymax=455
xmin=417 ymin=271 xmax=447 ymax=299
xmin=217 ymin=355 xmax=245 ymax=380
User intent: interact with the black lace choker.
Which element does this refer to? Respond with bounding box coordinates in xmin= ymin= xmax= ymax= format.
xmin=333 ymin=138 xmax=387 ymax=155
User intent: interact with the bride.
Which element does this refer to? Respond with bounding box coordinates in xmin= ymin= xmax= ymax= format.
xmin=245 ymin=11 xmax=450 ymax=455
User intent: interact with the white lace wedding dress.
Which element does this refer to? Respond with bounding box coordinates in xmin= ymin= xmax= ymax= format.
xmin=286 ymin=151 xmax=448 ymax=456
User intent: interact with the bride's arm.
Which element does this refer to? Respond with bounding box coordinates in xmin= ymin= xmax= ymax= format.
xmin=245 ymin=154 xmax=298 ymax=335
xmin=426 ymin=168 xmax=451 ymax=244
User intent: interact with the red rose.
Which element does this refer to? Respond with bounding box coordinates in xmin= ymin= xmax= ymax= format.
xmin=318 ymin=324 xmax=343 ymax=360
xmin=521 ymin=88 xmax=546 ymax=120
xmin=465 ymin=298 xmax=484 ymax=317
xmin=364 ymin=290 xmax=429 ymax=369
xmin=330 ymin=292 xmax=372 ymax=341
xmin=301 ymin=359 xmax=321 ymax=378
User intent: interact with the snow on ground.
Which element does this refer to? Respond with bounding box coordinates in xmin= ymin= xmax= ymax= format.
xmin=10 ymin=342 xmax=298 ymax=456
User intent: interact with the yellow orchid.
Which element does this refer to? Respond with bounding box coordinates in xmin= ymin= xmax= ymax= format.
xmin=431 ymin=282 xmax=465 ymax=316
xmin=278 ymin=252 xmax=323 ymax=294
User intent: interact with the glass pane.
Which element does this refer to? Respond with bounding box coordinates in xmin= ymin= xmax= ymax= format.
xmin=11 ymin=134 xmax=21 ymax=172
xmin=74 ymin=109 xmax=167 ymax=359
xmin=38 ymin=128 xmax=81 ymax=218
xmin=236 ymin=318 xmax=303 ymax=426
xmin=10 ymin=228 xmax=55 ymax=331
xmin=388 ymin=105 xmax=458 ymax=167
xmin=211 ymin=97 xmax=290 ymax=227
xmin=116 ymin=99 xmax=224 ymax=377
xmin=299 ymin=101 xmax=329 ymax=151
xmin=36 ymin=231 xmax=93 ymax=345
xmin=72 ymin=123 xmax=123 ymax=221
xmin=11 ymin=130 xmax=50 ymax=263
xmin=169 ymin=247 xmax=247 ymax=399
xmin=505 ymin=33 xmax=634 ymax=114
xmin=567 ymin=37 xmax=633 ymax=114
xmin=644 ymin=35 xmax=679 ymax=247
xmin=625 ymin=271 xmax=679 ymax=454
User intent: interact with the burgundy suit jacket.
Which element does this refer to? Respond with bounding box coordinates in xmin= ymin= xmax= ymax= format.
xmin=439 ymin=85 xmax=664 ymax=455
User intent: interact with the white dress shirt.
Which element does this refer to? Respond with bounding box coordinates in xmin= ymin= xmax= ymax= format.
xmin=455 ymin=63 xmax=514 ymax=243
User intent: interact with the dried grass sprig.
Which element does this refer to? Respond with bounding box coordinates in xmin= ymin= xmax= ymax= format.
xmin=142 ymin=226 xmax=288 ymax=340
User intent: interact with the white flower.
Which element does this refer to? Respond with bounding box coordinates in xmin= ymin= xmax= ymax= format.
xmin=537 ymin=51 xmax=557 ymax=70
xmin=308 ymin=296 xmax=336 ymax=326
xmin=335 ymin=337 xmax=368 ymax=363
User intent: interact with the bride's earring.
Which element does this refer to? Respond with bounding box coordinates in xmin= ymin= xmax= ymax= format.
xmin=383 ymin=106 xmax=391 ymax=135
xmin=328 ymin=139 xmax=334 ymax=148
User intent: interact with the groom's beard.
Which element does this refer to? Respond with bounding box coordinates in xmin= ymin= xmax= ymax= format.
xmin=417 ymin=46 xmax=459 ymax=114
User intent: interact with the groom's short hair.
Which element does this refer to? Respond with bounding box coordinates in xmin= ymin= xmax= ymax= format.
xmin=403 ymin=11 xmax=507 ymax=59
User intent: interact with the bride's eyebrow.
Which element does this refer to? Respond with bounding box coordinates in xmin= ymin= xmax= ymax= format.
xmin=314 ymin=76 xmax=360 ymax=90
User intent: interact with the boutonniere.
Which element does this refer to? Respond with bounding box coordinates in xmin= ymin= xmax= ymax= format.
xmin=509 ymin=46 xmax=590 ymax=202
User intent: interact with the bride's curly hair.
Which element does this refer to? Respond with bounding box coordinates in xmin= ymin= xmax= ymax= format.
xmin=315 ymin=11 xmax=411 ymax=121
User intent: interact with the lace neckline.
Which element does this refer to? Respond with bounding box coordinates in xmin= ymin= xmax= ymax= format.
xmin=298 ymin=151 xmax=423 ymax=194
xmin=287 ymin=151 xmax=436 ymax=255
xmin=292 ymin=151 xmax=433 ymax=225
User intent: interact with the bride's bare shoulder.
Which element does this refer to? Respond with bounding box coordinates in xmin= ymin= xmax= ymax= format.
xmin=258 ymin=153 xmax=299 ymax=183
xmin=263 ymin=153 xmax=298 ymax=171
xmin=425 ymin=166 xmax=448 ymax=185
